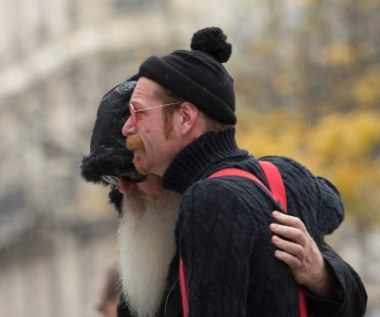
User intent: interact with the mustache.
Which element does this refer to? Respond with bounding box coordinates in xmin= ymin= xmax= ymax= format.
xmin=126 ymin=135 xmax=145 ymax=151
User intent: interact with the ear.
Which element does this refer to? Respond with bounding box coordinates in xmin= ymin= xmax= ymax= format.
xmin=177 ymin=102 xmax=200 ymax=134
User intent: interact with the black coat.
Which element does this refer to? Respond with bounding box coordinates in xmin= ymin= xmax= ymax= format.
xmin=118 ymin=128 xmax=367 ymax=317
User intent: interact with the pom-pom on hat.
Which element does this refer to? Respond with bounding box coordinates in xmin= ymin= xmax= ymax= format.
xmin=138 ymin=26 xmax=236 ymax=124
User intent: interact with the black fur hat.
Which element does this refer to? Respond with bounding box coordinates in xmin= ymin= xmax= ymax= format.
xmin=80 ymin=78 xmax=145 ymax=212
xmin=81 ymin=78 xmax=145 ymax=184
xmin=138 ymin=27 xmax=236 ymax=124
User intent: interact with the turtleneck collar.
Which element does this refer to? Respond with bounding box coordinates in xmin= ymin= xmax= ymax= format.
xmin=162 ymin=127 xmax=248 ymax=194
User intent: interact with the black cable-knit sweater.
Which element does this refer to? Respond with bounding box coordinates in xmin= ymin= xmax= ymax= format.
xmin=117 ymin=128 xmax=366 ymax=317
xmin=159 ymin=127 xmax=367 ymax=317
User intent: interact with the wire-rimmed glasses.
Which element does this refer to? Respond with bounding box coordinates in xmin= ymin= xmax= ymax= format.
xmin=129 ymin=101 xmax=182 ymax=124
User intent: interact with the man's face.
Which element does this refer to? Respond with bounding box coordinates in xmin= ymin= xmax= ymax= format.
xmin=122 ymin=77 xmax=181 ymax=177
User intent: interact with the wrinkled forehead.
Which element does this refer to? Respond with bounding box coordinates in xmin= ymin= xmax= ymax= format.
xmin=132 ymin=77 xmax=166 ymax=105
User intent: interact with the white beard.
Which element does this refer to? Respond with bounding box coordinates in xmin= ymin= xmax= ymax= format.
xmin=117 ymin=189 xmax=181 ymax=317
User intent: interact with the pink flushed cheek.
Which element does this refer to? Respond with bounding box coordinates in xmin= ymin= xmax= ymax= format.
xmin=144 ymin=127 xmax=152 ymax=134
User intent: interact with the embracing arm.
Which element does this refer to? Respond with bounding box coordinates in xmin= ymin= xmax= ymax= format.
xmin=270 ymin=211 xmax=367 ymax=317
xmin=262 ymin=156 xmax=367 ymax=316
xmin=308 ymin=241 xmax=367 ymax=317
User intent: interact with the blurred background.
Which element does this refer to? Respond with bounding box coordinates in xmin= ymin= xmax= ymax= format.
xmin=0 ymin=0 xmax=379 ymax=316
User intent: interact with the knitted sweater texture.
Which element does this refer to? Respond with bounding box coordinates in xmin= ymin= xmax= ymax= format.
xmin=117 ymin=128 xmax=367 ymax=317
xmin=160 ymin=127 xmax=365 ymax=317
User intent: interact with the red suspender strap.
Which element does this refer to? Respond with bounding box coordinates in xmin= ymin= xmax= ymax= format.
xmin=179 ymin=257 xmax=189 ymax=317
xmin=258 ymin=161 xmax=287 ymax=209
xmin=258 ymin=161 xmax=307 ymax=317
xmin=179 ymin=161 xmax=307 ymax=317
xmin=298 ymin=285 xmax=308 ymax=317
xmin=208 ymin=168 xmax=267 ymax=187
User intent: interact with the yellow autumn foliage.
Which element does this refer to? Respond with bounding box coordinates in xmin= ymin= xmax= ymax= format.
xmin=323 ymin=42 xmax=356 ymax=66
xmin=237 ymin=108 xmax=380 ymax=226
xmin=352 ymin=65 xmax=380 ymax=107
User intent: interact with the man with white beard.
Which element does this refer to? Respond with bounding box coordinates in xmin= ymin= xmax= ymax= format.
xmin=81 ymin=78 xmax=183 ymax=316
xmin=81 ymin=78 xmax=366 ymax=317
xmin=117 ymin=174 xmax=181 ymax=317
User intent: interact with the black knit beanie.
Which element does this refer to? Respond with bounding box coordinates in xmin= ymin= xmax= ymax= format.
xmin=138 ymin=27 xmax=236 ymax=125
